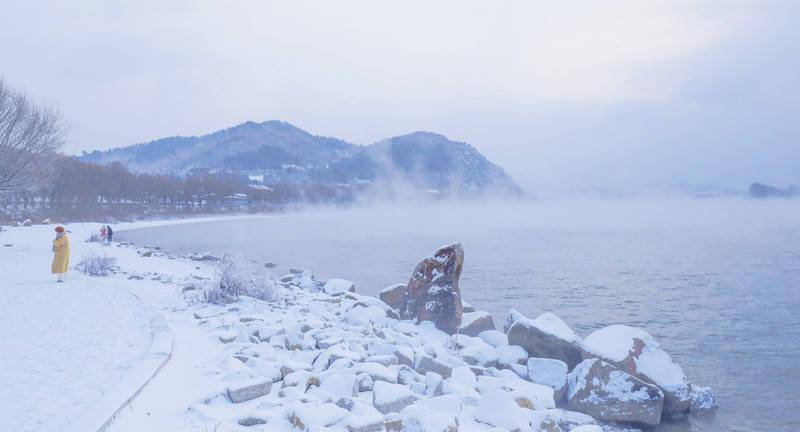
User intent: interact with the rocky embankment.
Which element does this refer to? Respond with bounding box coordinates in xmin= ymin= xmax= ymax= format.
xmin=182 ymin=243 xmax=715 ymax=432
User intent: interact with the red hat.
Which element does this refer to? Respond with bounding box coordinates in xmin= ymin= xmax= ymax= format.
xmin=55 ymin=226 xmax=65 ymax=233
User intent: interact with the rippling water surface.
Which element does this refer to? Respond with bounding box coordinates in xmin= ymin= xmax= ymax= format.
xmin=122 ymin=199 xmax=800 ymax=432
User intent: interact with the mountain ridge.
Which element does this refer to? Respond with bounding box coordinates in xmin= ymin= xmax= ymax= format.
xmin=80 ymin=120 xmax=522 ymax=196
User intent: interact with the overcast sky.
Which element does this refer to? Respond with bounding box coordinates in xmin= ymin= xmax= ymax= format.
xmin=2 ymin=1 xmax=798 ymax=194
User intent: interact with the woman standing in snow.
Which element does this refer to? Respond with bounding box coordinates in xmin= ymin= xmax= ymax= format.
xmin=52 ymin=226 xmax=69 ymax=282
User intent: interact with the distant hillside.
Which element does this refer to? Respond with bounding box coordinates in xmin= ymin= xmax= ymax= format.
xmin=749 ymin=182 xmax=799 ymax=199
xmin=80 ymin=121 xmax=521 ymax=196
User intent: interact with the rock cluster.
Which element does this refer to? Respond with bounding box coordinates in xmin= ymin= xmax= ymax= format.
xmin=182 ymin=245 xmax=714 ymax=431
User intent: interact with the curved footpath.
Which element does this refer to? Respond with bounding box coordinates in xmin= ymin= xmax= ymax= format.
xmin=0 ymin=220 xmax=218 ymax=432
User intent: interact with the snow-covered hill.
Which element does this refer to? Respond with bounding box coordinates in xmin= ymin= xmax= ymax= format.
xmin=79 ymin=121 xmax=521 ymax=196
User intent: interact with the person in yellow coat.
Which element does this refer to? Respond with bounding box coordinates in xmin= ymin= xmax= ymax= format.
xmin=52 ymin=226 xmax=69 ymax=282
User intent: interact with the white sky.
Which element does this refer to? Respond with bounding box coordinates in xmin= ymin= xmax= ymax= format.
xmin=2 ymin=1 xmax=798 ymax=193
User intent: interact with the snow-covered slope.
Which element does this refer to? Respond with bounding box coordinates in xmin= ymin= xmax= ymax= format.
xmin=79 ymin=121 xmax=522 ymax=196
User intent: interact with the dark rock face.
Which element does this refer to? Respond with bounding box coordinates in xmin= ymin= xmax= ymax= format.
xmin=406 ymin=243 xmax=464 ymax=334
xmin=379 ymin=283 xmax=413 ymax=319
xmin=567 ymin=359 xmax=664 ymax=426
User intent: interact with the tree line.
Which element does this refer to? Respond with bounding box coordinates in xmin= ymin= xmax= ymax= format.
xmin=0 ymin=78 xmax=355 ymax=223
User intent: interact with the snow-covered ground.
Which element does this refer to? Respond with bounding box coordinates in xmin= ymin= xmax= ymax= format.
xmin=0 ymin=220 xmax=217 ymax=432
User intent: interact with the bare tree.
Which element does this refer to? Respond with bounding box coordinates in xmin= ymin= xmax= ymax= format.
xmin=0 ymin=78 xmax=64 ymax=191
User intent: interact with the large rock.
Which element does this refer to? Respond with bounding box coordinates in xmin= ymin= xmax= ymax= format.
xmin=566 ymin=359 xmax=664 ymax=426
xmin=508 ymin=312 xmax=583 ymax=369
xmin=406 ymin=243 xmax=464 ymax=334
xmin=582 ymin=325 xmax=692 ymax=416
xmin=458 ymin=311 xmax=496 ymax=336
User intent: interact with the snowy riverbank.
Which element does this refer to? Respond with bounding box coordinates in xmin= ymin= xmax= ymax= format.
xmin=1 ymin=219 xmax=715 ymax=432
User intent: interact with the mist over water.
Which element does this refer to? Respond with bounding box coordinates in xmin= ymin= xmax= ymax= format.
xmin=122 ymin=198 xmax=800 ymax=432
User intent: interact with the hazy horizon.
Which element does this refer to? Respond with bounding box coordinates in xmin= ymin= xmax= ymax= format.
xmin=3 ymin=1 xmax=799 ymax=194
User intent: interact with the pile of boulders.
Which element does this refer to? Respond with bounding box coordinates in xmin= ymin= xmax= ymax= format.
xmin=183 ymin=243 xmax=715 ymax=432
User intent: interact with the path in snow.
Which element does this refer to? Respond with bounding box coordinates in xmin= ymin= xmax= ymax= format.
xmin=0 ymin=224 xmax=192 ymax=432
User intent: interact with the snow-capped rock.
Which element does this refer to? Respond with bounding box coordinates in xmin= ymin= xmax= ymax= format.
xmin=415 ymin=355 xmax=453 ymax=379
xmin=474 ymin=389 xmax=532 ymax=431
xmin=458 ymin=310 xmax=496 ymax=336
xmin=690 ymin=385 xmax=717 ymax=413
xmin=497 ymin=344 xmax=529 ymax=369
xmin=527 ymin=357 xmax=568 ymax=401
xmin=567 ymin=358 xmax=664 ymax=426
xmin=504 ymin=308 xmax=527 ymax=333
xmin=400 ymin=403 xmax=459 ymax=432
xmin=323 ymin=278 xmax=356 ymax=295
xmin=478 ymin=329 xmax=508 ymax=347
xmin=226 ymin=378 xmax=273 ymax=403
xmin=508 ymin=312 xmax=583 ymax=369
xmin=582 ymin=324 xmax=692 ymax=416
xmin=373 ymin=381 xmax=418 ymax=414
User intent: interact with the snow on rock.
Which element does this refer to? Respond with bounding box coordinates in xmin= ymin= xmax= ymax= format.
xmin=582 ymin=324 xmax=692 ymax=416
xmin=400 ymin=403 xmax=459 ymax=432
xmin=567 ymin=358 xmax=664 ymax=426
xmin=415 ymin=355 xmax=453 ymax=378
xmin=478 ymin=329 xmax=508 ymax=347
xmin=406 ymin=243 xmax=465 ymax=334
xmin=508 ymin=312 xmax=583 ymax=369
xmin=373 ymin=381 xmax=418 ymax=414
xmin=498 ymin=344 xmax=529 ymax=369
xmin=458 ymin=310 xmax=496 ymax=336
xmin=474 ymin=389 xmax=532 ymax=431
xmin=287 ymin=401 xmax=350 ymax=428
xmin=690 ymin=385 xmax=717 ymax=413
xmin=572 ymin=425 xmax=604 ymax=432
xmin=323 ymin=278 xmax=356 ymax=295
xmin=450 ymin=366 xmax=478 ymax=390
xmin=528 ymin=408 xmax=599 ymax=432
xmin=319 ymin=373 xmax=359 ymax=398
xmin=226 ymin=378 xmax=273 ymax=403
xmin=452 ymin=334 xmax=499 ymax=367
xmin=527 ymin=357 xmax=568 ymax=402
xmin=504 ymin=308 xmax=527 ymax=333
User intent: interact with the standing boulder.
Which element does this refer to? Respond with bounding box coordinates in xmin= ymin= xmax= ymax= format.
xmin=406 ymin=243 xmax=464 ymax=334
xmin=567 ymin=359 xmax=664 ymax=426
xmin=582 ymin=325 xmax=692 ymax=416
xmin=508 ymin=312 xmax=583 ymax=369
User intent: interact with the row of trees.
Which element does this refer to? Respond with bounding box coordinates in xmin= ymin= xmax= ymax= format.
xmin=0 ymin=78 xmax=356 ymax=222
xmin=1 ymin=156 xmax=358 ymax=222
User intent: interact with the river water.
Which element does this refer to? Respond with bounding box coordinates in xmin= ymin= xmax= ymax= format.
xmin=121 ymin=198 xmax=800 ymax=432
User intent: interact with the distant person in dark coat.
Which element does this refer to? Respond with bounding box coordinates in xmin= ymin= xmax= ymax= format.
xmin=106 ymin=225 xmax=113 ymax=244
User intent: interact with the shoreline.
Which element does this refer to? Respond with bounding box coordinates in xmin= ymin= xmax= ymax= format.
xmin=1 ymin=218 xmax=716 ymax=432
